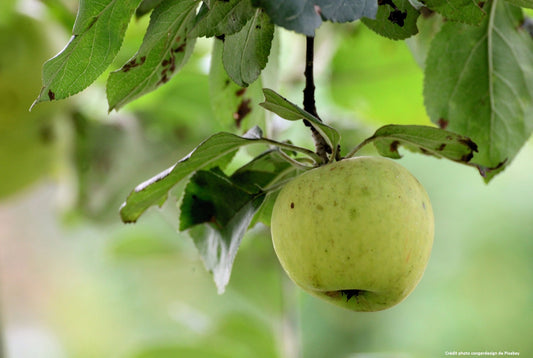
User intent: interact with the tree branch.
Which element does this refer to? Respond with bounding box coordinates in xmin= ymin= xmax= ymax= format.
xmin=303 ymin=36 xmax=318 ymax=118
xmin=302 ymin=36 xmax=332 ymax=163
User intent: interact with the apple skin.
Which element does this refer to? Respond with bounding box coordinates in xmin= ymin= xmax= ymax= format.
xmin=270 ymin=156 xmax=434 ymax=312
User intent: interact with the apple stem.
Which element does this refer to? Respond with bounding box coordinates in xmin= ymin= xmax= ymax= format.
xmin=302 ymin=36 xmax=333 ymax=164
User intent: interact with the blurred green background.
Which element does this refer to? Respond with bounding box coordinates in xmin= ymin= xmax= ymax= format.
xmin=1 ymin=1 xmax=532 ymax=357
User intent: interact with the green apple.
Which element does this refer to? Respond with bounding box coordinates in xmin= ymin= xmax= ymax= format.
xmin=270 ymin=156 xmax=434 ymax=312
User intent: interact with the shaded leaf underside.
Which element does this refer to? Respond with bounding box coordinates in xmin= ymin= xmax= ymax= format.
xmin=188 ymin=194 xmax=265 ymax=294
xmin=251 ymin=0 xmax=377 ymax=36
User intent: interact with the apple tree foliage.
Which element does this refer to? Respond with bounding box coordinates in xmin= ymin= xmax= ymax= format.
xmin=34 ymin=0 xmax=533 ymax=293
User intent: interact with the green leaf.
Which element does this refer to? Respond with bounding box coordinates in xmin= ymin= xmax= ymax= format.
xmin=316 ymin=0 xmax=379 ymax=23
xmin=505 ymin=0 xmax=533 ymax=8
xmin=222 ymin=9 xmax=274 ymax=87
xmin=260 ymin=88 xmax=341 ymax=155
xmin=422 ymin=0 xmax=486 ymax=24
xmin=230 ymin=150 xmax=303 ymax=227
xmin=119 ymin=127 xmax=266 ymax=223
xmin=136 ymin=0 xmax=165 ymax=18
xmin=405 ymin=12 xmax=444 ymax=69
xmin=181 ymin=150 xmax=299 ymax=247
xmin=107 ymin=0 xmax=199 ymax=111
xmin=190 ymin=0 xmax=255 ymax=37
xmin=362 ymin=0 xmax=420 ymax=40
xmin=180 ymin=168 xmax=260 ymax=231
xmin=369 ymin=125 xmax=479 ymax=164
xmin=187 ymin=192 xmax=265 ymax=293
xmin=231 ymin=149 xmax=303 ymax=226
xmin=209 ymin=39 xmax=265 ymax=131
xmin=250 ymin=191 xmax=279 ymax=227
xmin=230 ymin=149 xmax=295 ymax=192
xmin=32 ymin=0 xmax=142 ymax=106
xmin=250 ymin=0 xmax=321 ymax=36
xmin=424 ymin=0 xmax=533 ymax=181
xmin=251 ymin=0 xmax=378 ymax=36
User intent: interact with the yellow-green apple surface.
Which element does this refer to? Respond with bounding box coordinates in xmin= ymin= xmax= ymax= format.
xmin=270 ymin=156 xmax=434 ymax=312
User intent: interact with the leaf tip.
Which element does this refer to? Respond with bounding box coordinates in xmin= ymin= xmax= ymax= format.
xmin=29 ymin=99 xmax=39 ymax=112
xmin=472 ymin=158 xmax=507 ymax=180
xmin=29 ymin=87 xmax=50 ymax=111
xmin=215 ymin=282 xmax=227 ymax=295
xmin=119 ymin=202 xmax=137 ymax=224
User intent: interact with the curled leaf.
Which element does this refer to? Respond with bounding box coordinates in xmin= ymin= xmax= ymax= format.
xmin=371 ymin=124 xmax=478 ymax=163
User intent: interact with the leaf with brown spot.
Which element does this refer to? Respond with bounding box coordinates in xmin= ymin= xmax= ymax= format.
xmin=233 ymin=98 xmax=252 ymax=128
xmin=190 ymin=0 xmax=255 ymax=38
xmin=369 ymin=124 xmax=479 ymax=165
xmin=437 ymin=118 xmax=448 ymax=129
xmin=209 ymin=39 xmax=265 ymax=131
xmin=32 ymin=0 xmax=143 ymax=108
xmin=424 ymin=0 xmax=533 ymax=181
xmin=107 ymin=0 xmax=199 ymax=111
xmin=361 ymin=0 xmax=419 ymax=40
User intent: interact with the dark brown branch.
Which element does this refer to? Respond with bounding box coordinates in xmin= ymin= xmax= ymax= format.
xmin=302 ymin=36 xmax=331 ymax=163
xmin=303 ymin=36 xmax=318 ymax=118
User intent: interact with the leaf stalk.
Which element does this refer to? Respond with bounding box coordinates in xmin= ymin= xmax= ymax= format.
xmin=259 ymin=137 xmax=323 ymax=164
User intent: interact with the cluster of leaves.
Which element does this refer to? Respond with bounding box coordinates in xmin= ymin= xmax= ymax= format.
xmin=33 ymin=0 xmax=533 ymax=291
xmin=119 ymin=89 xmax=479 ymax=293
xmin=33 ymin=0 xmax=533 ymax=176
